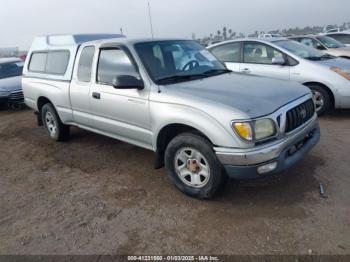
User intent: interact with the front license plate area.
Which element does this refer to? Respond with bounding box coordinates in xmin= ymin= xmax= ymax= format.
xmin=288 ymin=131 xmax=314 ymax=156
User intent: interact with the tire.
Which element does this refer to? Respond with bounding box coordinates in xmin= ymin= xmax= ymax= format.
xmin=307 ymin=84 xmax=331 ymax=115
xmin=164 ymin=132 xmax=226 ymax=199
xmin=41 ymin=103 xmax=70 ymax=141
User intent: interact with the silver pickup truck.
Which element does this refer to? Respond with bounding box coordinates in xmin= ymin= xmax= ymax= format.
xmin=22 ymin=34 xmax=320 ymax=199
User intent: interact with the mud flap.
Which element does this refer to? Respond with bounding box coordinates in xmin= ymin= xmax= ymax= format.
xmin=154 ymin=149 xmax=164 ymax=169
xmin=35 ymin=111 xmax=43 ymax=126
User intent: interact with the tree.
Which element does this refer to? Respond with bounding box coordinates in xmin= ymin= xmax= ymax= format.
xmin=223 ymin=26 xmax=227 ymax=40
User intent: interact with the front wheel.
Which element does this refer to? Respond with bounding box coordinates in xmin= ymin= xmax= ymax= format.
xmin=307 ymin=84 xmax=331 ymax=115
xmin=164 ymin=132 xmax=226 ymax=199
xmin=41 ymin=103 xmax=70 ymax=141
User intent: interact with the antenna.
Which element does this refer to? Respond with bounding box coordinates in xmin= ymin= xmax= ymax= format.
xmin=148 ymin=2 xmax=154 ymax=39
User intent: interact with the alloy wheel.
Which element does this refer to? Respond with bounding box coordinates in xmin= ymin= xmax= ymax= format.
xmin=45 ymin=111 xmax=57 ymax=137
xmin=174 ymin=147 xmax=210 ymax=188
xmin=312 ymin=90 xmax=325 ymax=113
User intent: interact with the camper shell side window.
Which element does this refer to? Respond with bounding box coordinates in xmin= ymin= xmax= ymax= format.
xmin=28 ymin=50 xmax=70 ymax=75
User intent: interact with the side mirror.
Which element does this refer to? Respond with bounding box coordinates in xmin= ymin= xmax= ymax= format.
xmin=272 ymin=57 xmax=286 ymax=65
xmin=112 ymin=75 xmax=144 ymax=90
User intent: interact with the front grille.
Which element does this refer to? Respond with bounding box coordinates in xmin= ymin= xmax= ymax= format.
xmin=9 ymin=91 xmax=24 ymax=101
xmin=285 ymin=99 xmax=315 ymax=133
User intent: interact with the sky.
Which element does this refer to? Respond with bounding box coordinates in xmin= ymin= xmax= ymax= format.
xmin=0 ymin=0 xmax=349 ymax=50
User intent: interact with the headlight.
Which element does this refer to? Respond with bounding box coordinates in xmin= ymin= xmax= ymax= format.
xmin=232 ymin=119 xmax=276 ymax=142
xmin=331 ymin=67 xmax=350 ymax=80
xmin=254 ymin=119 xmax=276 ymax=140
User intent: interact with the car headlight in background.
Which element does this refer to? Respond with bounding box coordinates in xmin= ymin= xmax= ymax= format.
xmin=233 ymin=119 xmax=276 ymax=142
xmin=331 ymin=67 xmax=350 ymax=81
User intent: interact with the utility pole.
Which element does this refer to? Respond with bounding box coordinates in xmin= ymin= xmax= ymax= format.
xmin=120 ymin=28 xmax=123 ymax=36
xmin=148 ymin=2 xmax=154 ymax=39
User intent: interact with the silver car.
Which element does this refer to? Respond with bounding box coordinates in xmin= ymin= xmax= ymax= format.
xmin=325 ymin=32 xmax=350 ymax=47
xmin=0 ymin=58 xmax=24 ymax=105
xmin=208 ymin=38 xmax=350 ymax=114
xmin=23 ymin=35 xmax=320 ymax=199
xmin=289 ymin=35 xmax=350 ymax=59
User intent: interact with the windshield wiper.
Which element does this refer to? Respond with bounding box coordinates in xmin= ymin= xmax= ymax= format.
xmin=201 ymin=68 xmax=232 ymax=76
xmin=320 ymin=54 xmax=335 ymax=60
xmin=306 ymin=54 xmax=334 ymax=61
xmin=156 ymin=69 xmax=231 ymax=84
xmin=305 ymin=56 xmax=322 ymax=61
xmin=156 ymin=74 xmax=206 ymax=84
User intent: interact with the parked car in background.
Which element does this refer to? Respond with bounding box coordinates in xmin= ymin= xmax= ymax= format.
xmin=0 ymin=57 xmax=24 ymax=106
xmin=258 ymin=33 xmax=282 ymax=38
xmin=19 ymin=55 xmax=27 ymax=61
xmin=22 ymin=35 xmax=320 ymax=199
xmin=325 ymin=32 xmax=350 ymax=46
xmin=289 ymin=35 xmax=350 ymax=59
xmin=208 ymin=38 xmax=350 ymax=114
xmin=324 ymin=28 xmax=343 ymax=34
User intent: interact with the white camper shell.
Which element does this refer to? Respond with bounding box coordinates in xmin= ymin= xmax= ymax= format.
xmin=23 ymin=34 xmax=124 ymax=81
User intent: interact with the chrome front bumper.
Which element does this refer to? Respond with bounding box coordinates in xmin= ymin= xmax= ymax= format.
xmin=214 ymin=115 xmax=320 ymax=179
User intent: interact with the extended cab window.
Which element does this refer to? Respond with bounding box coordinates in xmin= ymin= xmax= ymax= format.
xmin=243 ymin=42 xmax=283 ymax=65
xmin=77 ymin=46 xmax=95 ymax=82
xmin=97 ymin=49 xmax=137 ymax=85
xmin=210 ymin=42 xmax=241 ymax=63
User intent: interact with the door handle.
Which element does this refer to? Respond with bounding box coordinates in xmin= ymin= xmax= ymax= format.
xmin=241 ymin=68 xmax=251 ymax=74
xmin=92 ymin=92 xmax=101 ymax=99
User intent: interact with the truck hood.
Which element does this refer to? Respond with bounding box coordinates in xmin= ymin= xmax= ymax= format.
xmin=163 ymin=73 xmax=310 ymax=118
xmin=0 ymin=75 xmax=22 ymax=92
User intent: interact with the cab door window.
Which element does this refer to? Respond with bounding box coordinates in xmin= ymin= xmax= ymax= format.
xmin=210 ymin=42 xmax=241 ymax=63
xmin=331 ymin=34 xmax=350 ymax=45
xmin=97 ymin=48 xmax=138 ymax=85
xmin=300 ymin=38 xmax=325 ymax=50
xmin=243 ymin=42 xmax=283 ymax=65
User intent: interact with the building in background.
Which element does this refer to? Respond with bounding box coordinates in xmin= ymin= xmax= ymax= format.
xmin=0 ymin=47 xmax=27 ymax=60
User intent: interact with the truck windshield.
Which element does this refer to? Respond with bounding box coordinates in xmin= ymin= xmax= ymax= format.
xmin=134 ymin=40 xmax=229 ymax=85
xmin=316 ymin=36 xmax=346 ymax=48
xmin=0 ymin=61 xmax=24 ymax=79
xmin=273 ymin=40 xmax=335 ymax=61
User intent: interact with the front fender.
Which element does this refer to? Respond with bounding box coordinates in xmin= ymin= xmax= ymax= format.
xmin=150 ymin=101 xmax=247 ymax=150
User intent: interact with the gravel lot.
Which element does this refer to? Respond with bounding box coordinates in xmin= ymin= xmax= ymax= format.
xmin=0 ymin=107 xmax=349 ymax=255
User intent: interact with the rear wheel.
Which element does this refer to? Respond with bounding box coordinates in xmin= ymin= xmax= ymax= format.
xmin=164 ymin=132 xmax=226 ymax=199
xmin=306 ymin=84 xmax=331 ymax=115
xmin=41 ymin=103 xmax=70 ymax=141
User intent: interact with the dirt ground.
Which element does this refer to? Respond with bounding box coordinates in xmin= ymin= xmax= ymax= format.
xmin=0 ymin=106 xmax=349 ymax=255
